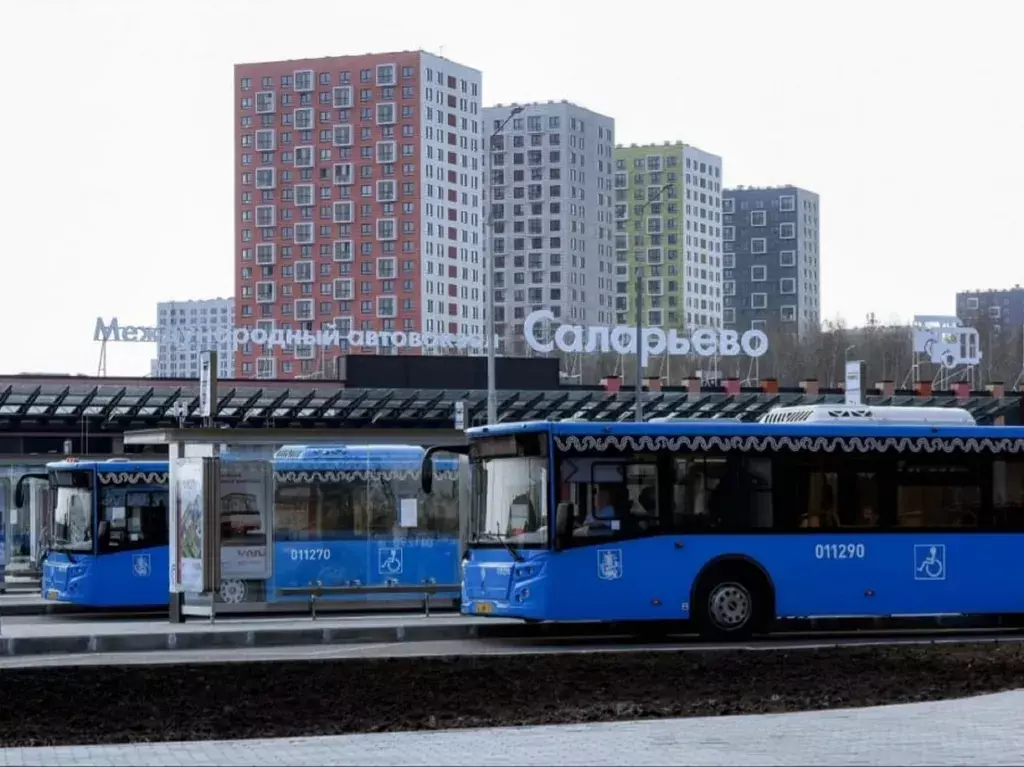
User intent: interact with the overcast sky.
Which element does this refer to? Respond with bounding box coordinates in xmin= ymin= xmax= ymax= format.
xmin=1 ymin=0 xmax=1020 ymax=376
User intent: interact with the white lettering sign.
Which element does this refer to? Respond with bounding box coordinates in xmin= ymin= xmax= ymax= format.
xmin=523 ymin=310 xmax=768 ymax=364
xmin=93 ymin=317 xmax=500 ymax=352
xmin=93 ymin=313 xmax=769 ymax=362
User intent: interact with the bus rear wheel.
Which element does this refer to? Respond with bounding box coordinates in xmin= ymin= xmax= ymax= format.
xmin=694 ymin=568 xmax=771 ymax=641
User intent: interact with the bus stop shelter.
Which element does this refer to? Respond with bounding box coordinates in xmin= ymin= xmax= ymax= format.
xmin=122 ymin=427 xmax=470 ymax=623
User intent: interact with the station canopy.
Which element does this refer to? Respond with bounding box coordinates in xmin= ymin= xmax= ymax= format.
xmin=0 ymin=376 xmax=1016 ymax=432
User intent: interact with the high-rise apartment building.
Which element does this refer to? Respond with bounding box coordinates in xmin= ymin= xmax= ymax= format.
xmin=234 ymin=51 xmax=485 ymax=379
xmin=483 ymin=101 xmax=615 ymax=352
xmin=154 ymin=298 xmax=235 ymax=379
xmin=721 ymin=186 xmax=820 ymax=338
xmin=613 ymin=142 xmax=724 ymax=333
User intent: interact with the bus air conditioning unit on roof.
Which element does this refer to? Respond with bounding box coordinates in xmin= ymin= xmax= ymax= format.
xmin=758 ymin=405 xmax=976 ymax=426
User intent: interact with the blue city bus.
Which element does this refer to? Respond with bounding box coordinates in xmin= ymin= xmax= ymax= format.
xmin=16 ymin=446 xmax=461 ymax=608
xmin=16 ymin=460 xmax=170 ymax=607
xmin=270 ymin=444 xmax=461 ymax=603
xmin=420 ymin=406 xmax=1024 ymax=639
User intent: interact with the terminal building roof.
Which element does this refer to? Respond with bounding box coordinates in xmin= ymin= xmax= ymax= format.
xmin=0 ymin=375 xmax=1018 ymax=432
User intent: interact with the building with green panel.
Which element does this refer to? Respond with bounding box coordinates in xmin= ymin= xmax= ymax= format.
xmin=612 ymin=142 xmax=724 ymax=336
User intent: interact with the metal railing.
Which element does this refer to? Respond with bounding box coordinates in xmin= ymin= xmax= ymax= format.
xmin=276 ymin=579 xmax=460 ymax=620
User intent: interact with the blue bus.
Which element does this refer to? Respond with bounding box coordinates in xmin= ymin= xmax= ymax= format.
xmin=421 ymin=406 xmax=1024 ymax=639
xmin=270 ymin=445 xmax=460 ymax=604
xmin=16 ymin=460 xmax=170 ymax=607
xmin=16 ymin=446 xmax=461 ymax=608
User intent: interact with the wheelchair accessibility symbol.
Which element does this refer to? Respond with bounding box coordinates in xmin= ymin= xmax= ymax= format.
xmin=132 ymin=553 xmax=151 ymax=578
xmin=378 ymin=546 xmax=404 ymax=576
xmin=914 ymin=544 xmax=946 ymax=581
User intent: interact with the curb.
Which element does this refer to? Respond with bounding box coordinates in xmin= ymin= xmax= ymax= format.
xmin=0 ymin=620 xmax=542 ymax=658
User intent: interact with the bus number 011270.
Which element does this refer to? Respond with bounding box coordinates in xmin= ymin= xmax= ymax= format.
xmin=814 ymin=543 xmax=866 ymax=560
xmin=289 ymin=548 xmax=332 ymax=561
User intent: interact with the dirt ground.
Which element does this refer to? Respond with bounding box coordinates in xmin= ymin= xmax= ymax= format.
xmin=2 ymin=642 xmax=1023 ymax=747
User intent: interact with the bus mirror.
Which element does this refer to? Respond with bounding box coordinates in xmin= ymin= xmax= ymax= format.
xmin=14 ymin=473 xmax=47 ymax=509
xmin=421 ymin=454 xmax=434 ymax=494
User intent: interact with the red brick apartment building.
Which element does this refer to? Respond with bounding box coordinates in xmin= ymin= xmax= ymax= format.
xmin=234 ymin=51 xmax=486 ymax=379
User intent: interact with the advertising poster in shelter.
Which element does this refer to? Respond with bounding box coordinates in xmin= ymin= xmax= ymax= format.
xmin=219 ymin=461 xmax=272 ymax=580
xmin=173 ymin=458 xmax=206 ymax=593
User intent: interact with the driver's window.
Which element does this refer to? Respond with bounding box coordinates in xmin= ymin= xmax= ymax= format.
xmin=558 ymin=457 xmax=660 ymax=543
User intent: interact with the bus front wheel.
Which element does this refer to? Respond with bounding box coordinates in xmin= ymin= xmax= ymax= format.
xmin=693 ymin=566 xmax=772 ymax=641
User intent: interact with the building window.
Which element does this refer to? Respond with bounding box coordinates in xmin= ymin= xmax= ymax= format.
xmin=723 ymin=280 xmax=736 ymax=296
xmin=779 ymin=222 xmax=796 ymax=239
xmin=294 ymin=223 xmax=314 ymax=244
xmin=750 ymin=210 xmax=766 ymax=227
xmin=751 ymin=293 xmax=768 ymax=309
xmin=376 ymin=102 xmax=396 ymax=125
xmin=781 ymin=305 xmax=797 ymax=322
xmin=751 ymin=265 xmax=767 ymax=282
xmin=293 ymin=70 xmax=314 ymax=92
xmin=966 ymin=297 xmax=979 ymax=310
xmin=780 ymin=277 xmax=796 ymax=294
xmin=750 ymin=238 xmax=767 ymax=255
xmin=780 ymin=250 xmax=796 ymax=267
xmin=723 ymin=198 xmax=735 ymax=214
xmin=723 ymin=307 xmax=736 ymax=323
xmin=723 ymin=225 xmax=735 ymax=242
xmin=779 ymin=195 xmax=796 ymax=212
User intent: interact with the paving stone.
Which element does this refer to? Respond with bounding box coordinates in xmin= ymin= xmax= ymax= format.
xmin=2 ymin=690 xmax=1023 ymax=766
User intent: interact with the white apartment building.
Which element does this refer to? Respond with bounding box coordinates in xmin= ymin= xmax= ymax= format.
xmin=155 ymin=297 xmax=235 ymax=379
xmin=614 ymin=142 xmax=724 ymax=331
xmin=483 ymin=101 xmax=615 ymax=354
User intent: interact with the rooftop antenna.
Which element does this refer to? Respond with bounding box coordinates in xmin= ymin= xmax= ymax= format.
xmin=96 ymin=337 xmax=108 ymax=377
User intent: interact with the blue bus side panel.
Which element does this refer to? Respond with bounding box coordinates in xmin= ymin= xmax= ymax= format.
xmin=269 ymin=539 xmax=460 ymax=602
xmin=43 ymin=547 xmax=170 ymax=607
xmin=465 ymin=533 xmax=1024 ymax=622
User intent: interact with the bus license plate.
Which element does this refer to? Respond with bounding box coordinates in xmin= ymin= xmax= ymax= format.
xmin=45 ymin=590 xmax=59 ymax=601
xmin=474 ymin=601 xmax=494 ymax=615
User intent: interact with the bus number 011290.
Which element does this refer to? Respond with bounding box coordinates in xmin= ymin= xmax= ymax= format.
xmin=814 ymin=543 xmax=866 ymax=560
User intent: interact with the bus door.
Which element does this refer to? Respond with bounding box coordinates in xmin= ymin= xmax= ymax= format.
xmin=551 ymin=457 xmax=663 ymax=620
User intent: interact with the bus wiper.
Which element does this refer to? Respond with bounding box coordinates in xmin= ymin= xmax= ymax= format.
xmin=477 ymin=532 xmax=523 ymax=562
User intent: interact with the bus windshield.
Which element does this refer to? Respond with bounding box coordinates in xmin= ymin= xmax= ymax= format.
xmin=471 ymin=456 xmax=548 ymax=548
xmin=53 ymin=486 xmax=93 ymax=553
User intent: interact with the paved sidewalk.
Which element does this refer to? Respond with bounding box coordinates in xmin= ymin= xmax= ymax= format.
xmin=2 ymin=690 xmax=1022 ymax=766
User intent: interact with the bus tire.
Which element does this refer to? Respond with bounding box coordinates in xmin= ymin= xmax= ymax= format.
xmin=693 ymin=562 xmax=773 ymax=641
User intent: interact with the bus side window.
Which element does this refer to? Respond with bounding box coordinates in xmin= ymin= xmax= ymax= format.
xmin=992 ymin=459 xmax=1024 ymax=530
xmin=671 ymin=456 xmax=712 ymax=530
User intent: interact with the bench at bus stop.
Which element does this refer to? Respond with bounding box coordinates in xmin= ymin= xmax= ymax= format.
xmin=276 ymin=580 xmax=461 ymax=619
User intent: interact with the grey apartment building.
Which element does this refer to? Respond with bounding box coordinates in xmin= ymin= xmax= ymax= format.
xmin=956 ymin=286 xmax=1024 ymax=330
xmin=483 ymin=101 xmax=615 ymax=353
xmin=722 ymin=186 xmax=820 ymax=338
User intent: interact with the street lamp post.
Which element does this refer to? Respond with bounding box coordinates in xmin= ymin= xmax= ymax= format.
xmin=485 ymin=106 xmax=524 ymax=425
xmin=634 ymin=182 xmax=675 ymax=422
